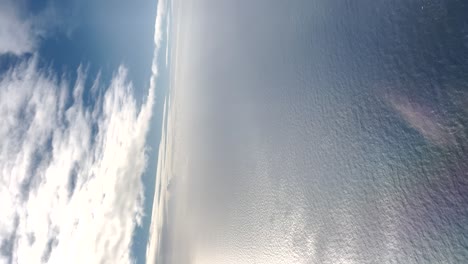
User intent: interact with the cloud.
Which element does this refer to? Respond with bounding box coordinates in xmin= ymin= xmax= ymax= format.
xmin=149 ymin=0 xmax=167 ymax=92
xmin=0 ymin=0 xmax=77 ymax=56
xmin=0 ymin=0 xmax=38 ymax=55
xmin=144 ymin=0 xmax=171 ymax=262
xmin=146 ymin=97 xmax=171 ymax=264
xmin=0 ymin=56 xmax=154 ymax=263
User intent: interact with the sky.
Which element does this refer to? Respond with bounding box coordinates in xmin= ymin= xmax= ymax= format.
xmin=0 ymin=0 xmax=170 ymax=263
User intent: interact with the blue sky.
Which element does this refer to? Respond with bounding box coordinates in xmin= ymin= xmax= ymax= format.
xmin=37 ymin=0 xmax=158 ymax=98
xmin=0 ymin=0 xmax=169 ymax=263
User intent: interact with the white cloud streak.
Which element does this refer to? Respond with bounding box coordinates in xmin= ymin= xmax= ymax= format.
xmin=0 ymin=54 xmax=154 ymax=263
xmin=145 ymin=0 xmax=170 ymax=263
xmin=145 ymin=97 xmax=171 ymax=264
xmin=149 ymin=0 xmax=167 ymax=92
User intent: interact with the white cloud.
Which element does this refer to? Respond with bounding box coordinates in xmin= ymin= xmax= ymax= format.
xmin=149 ymin=0 xmax=168 ymax=92
xmin=145 ymin=0 xmax=171 ymax=262
xmin=145 ymin=97 xmax=171 ymax=264
xmin=0 ymin=0 xmax=37 ymax=55
xmin=0 ymin=0 xmax=75 ymax=56
xmin=0 ymin=56 xmax=154 ymax=263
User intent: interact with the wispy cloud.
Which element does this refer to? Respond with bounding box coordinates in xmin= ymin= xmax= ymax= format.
xmin=0 ymin=0 xmax=84 ymax=56
xmin=146 ymin=97 xmax=171 ymax=264
xmin=149 ymin=0 xmax=167 ymax=91
xmin=0 ymin=55 xmax=154 ymax=263
xmin=0 ymin=0 xmax=38 ymax=55
xmin=145 ymin=0 xmax=171 ymax=263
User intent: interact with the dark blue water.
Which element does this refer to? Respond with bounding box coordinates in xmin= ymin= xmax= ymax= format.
xmin=156 ymin=0 xmax=468 ymax=263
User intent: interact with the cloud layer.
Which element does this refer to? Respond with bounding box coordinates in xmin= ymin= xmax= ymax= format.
xmin=144 ymin=0 xmax=170 ymax=263
xmin=0 ymin=0 xmax=172 ymax=262
xmin=0 ymin=57 xmax=154 ymax=263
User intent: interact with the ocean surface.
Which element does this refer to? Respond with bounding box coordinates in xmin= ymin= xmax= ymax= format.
xmin=155 ymin=0 xmax=468 ymax=263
